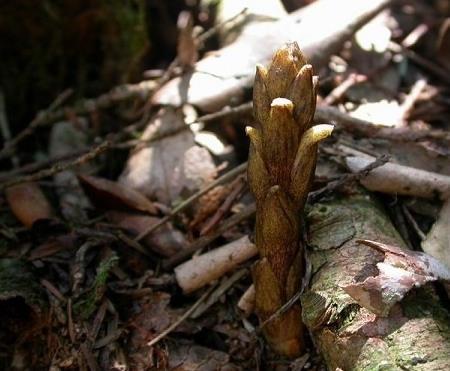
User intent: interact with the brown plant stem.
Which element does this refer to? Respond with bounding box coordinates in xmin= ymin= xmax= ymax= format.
xmin=247 ymin=42 xmax=332 ymax=357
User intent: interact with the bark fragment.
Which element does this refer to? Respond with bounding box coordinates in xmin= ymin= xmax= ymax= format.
xmin=302 ymin=191 xmax=450 ymax=370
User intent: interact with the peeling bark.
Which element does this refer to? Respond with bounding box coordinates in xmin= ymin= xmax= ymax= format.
xmin=302 ymin=191 xmax=450 ymax=370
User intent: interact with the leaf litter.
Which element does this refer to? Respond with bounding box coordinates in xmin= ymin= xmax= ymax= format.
xmin=0 ymin=0 xmax=450 ymax=369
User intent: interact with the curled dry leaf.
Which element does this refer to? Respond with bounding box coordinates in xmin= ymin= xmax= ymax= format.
xmin=5 ymin=182 xmax=53 ymax=228
xmin=341 ymin=239 xmax=450 ymax=316
xmin=78 ymin=174 xmax=157 ymax=214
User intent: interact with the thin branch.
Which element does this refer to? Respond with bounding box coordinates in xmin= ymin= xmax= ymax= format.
xmin=135 ymin=162 xmax=248 ymax=242
xmin=0 ymin=89 xmax=73 ymax=159
xmin=0 ymin=140 xmax=110 ymax=190
xmin=162 ymin=203 xmax=256 ymax=270
xmin=146 ymin=284 xmax=215 ymax=347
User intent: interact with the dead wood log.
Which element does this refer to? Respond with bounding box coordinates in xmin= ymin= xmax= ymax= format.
xmin=153 ymin=0 xmax=395 ymax=112
xmin=301 ymin=191 xmax=450 ymax=370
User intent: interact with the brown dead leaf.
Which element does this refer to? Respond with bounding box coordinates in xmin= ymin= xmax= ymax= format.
xmin=127 ymin=292 xmax=198 ymax=370
xmin=5 ymin=182 xmax=53 ymax=228
xmin=28 ymin=234 xmax=77 ymax=261
xmin=107 ymin=211 xmax=186 ymax=257
xmin=168 ymin=344 xmax=238 ymax=371
xmin=189 ymin=185 xmax=228 ymax=231
xmin=119 ymin=107 xmax=217 ymax=205
xmin=341 ymin=239 xmax=450 ymax=316
xmin=78 ymin=174 xmax=157 ymax=214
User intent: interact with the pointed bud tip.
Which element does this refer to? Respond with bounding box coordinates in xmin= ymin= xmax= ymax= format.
xmin=271 ymin=98 xmax=294 ymax=112
xmin=256 ymin=64 xmax=268 ymax=78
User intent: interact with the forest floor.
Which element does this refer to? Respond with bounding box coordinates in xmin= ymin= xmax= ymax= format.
xmin=0 ymin=0 xmax=449 ymax=370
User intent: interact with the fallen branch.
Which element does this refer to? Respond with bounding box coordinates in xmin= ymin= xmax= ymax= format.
xmin=0 ymin=141 xmax=111 ymax=191
xmin=301 ymin=190 xmax=450 ymax=369
xmin=162 ymin=203 xmax=256 ymax=270
xmin=342 ymin=147 xmax=450 ymax=200
xmin=174 ymin=236 xmax=256 ymax=294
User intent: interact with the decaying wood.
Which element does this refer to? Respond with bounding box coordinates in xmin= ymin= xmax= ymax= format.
xmin=342 ymin=148 xmax=450 ymax=200
xmin=422 ymin=199 xmax=450 ymax=269
xmin=153 ymin=0 xmax=395 ymax=111
xmin=301 ymin=191 xmax=450 ymax=370
xmin=174 ymin=236 xmax=256 ymax=294
xmin=237 ymin=284 xmax=255 ymax=317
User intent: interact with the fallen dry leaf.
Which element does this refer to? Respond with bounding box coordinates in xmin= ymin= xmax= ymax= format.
xmin=127 ymin=292 xmax=198 ymax=370
xmin=28 ymin=234 xmax=77 ymax=260
xmin=119 ymin=107 xmax=217 ymax=205
xmin=78 ymin=174 xmax=157 ymax=214
xmin=341 ymin=239 xmax=450 ymax=316
xmin=168 ymin=344 xmax=238 ymax=371
xmin=5 ymin=182 xmax=53 ymax=227
xmin=107 ymin=211 xmax=186 ymax=257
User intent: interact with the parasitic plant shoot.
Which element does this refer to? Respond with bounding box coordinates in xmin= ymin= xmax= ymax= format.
xmin=247 ymin=42 xmax=333 ymax=357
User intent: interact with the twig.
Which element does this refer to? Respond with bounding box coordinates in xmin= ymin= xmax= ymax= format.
xmin=0 ymin=116 xmax=149 ymax=182
xmin=342 ymin=147 xmax=450 ymax=200
xmin=388 ymin=41 xmax=450 ymax=84
xmin=0 ymin=140 xmax=110 ymax=190
xmin=89 ymin=300 xmax=108 ymax=346
xmin=401 ymin=23 xmax=429 ymax=48
xmin=163 ymin=203 xmax=256 ymax=270
xmin=146 ymin=284 xmax=216 ymax=347
xmin=135 ymin=162 xmax=247 ymax=242
xmin=40 ymin=279 xmax=67 ymax=303
xmin=323 ymin=73 xmax=367 ymax=106
xmin=0 ymin=89 xmax=73 ymax=159
xmin=308 ymin=155 xmax=390 ymax=203
xmin=67 ymin=298 xmax=76 ymax=343
xmin=115 ymin=231 xmax=155 ymax=260
xmin=398 ymin=78 xmax=427 ymax=125
xmin=191 ymin=102 xmax=450 ymax=142
xmin=174 ymin=236 xmax=256 ymax=294
xmin=197 ymin=8 xmax=249 ymax=45
xmin=0 ymin=148 xmax=89 ymax=182
xmin=190 ymin=268 xmax=248 ymax=318
xmin=402 ymin=204 xmax=426 ymax=241
xmin=80 ymin=342 xmax=100 ymax=371
xmin=190 ymin=102 xmax=253 ymax=124
xmin=315 ymin=105 xmax=450 ymax=142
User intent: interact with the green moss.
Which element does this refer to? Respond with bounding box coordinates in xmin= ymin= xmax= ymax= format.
xmin=73 ymin=254 xmax=118 ymax=319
